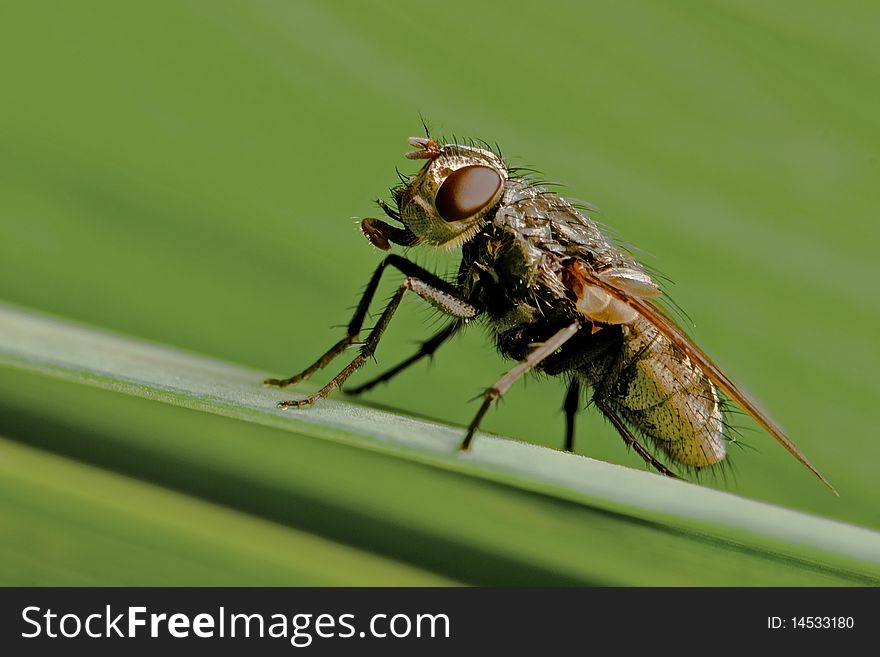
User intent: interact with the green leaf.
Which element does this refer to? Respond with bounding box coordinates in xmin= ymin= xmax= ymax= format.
xmin=1 ymin=303 xmax=878 ymax=585
xmin=3 ymin=0 xmax=880 ymax=586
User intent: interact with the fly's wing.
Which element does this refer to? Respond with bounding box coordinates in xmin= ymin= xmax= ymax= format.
xmin=578 ymin=267 xmax=837 ymax=494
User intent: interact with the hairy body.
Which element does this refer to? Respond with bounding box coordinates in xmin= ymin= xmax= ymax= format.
xmin=460 ymin=177 xmax=724 ymax=468
xmin=266 ymin=135 xmax=831 ymax=491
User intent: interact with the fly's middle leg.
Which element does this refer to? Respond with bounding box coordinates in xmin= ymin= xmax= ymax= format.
xmin=562 ymin=378 xmax=582 ymax=453
xmin=461 ymin=322 xmax=580 ymax=451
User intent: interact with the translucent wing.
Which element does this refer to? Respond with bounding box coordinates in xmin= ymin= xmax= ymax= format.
xmin=578 ymin=267 xmax=837 ymax=494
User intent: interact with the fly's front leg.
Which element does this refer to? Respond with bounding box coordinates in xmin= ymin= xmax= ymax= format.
xmin=263 ymin=261 xmax=387 ymax=389
xmin=278 ymin=277 xmax=478 ymax=409
xmin=461 ymin=322 xmax=581 ymax=451
xmin=265 ymin=254 xmax=467 ymax=388
xmin=346 ymin=321 xmax=461 ymax=395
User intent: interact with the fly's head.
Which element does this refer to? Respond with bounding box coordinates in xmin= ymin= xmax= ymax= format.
xmin=361 ymin=137 xmax=508 ymax=251
xmin=400 ymin=137 xmax=508 ymax=248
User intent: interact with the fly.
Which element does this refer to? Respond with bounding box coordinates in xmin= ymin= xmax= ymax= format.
xmin=265 ymin=134 xmax=835 ymax=493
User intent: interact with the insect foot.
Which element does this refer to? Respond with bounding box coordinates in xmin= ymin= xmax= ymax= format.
xmin=277 ymin=397 xmax=315 ymax=409
xmin=264 ymin=375 xmax=304 ymax=388
xmin=460 ymin=387 xmax=502 ymax=452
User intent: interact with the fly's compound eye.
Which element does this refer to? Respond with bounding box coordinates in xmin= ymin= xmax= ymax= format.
xmin=434 ymin=165 xmax=502 ymax=222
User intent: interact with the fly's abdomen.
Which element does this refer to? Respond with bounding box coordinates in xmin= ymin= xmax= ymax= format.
xmin=602 ymin=318 xmax=726 ymax=468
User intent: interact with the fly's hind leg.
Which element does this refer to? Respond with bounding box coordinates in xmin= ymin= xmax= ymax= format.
xmin=563 ymin=378 xmax=582 ymax=453
xmin=461 ymin=322 xmax=581 ymax=452
xmin=596 ymin=401 xmax=681 ymax=480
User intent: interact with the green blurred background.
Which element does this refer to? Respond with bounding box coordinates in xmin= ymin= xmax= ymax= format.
xmin=1 ymin=0 xmax=878 ymax=584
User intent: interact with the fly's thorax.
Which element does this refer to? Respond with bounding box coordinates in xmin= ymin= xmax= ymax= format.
xmin=488 ymin=180 xmax=659 ymax=326
xmin=469 ymin=186 xmax=575 ymax=307
xmin=607 ymin=317 xmax=726 ymax=467
xmin=459 ymin=230 xmax=542 ymax=335
xmin=396 ymin=141 xmax=508 ymax=248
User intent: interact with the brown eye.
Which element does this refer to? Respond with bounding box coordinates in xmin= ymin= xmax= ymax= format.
xmin=435 ymin=165 xmax=502 ymax=222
